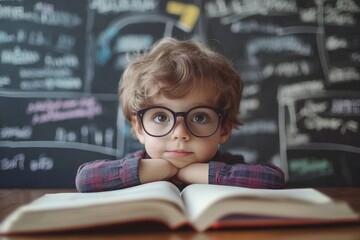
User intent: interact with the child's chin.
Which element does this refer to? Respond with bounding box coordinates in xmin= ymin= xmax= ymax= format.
xmin=167 ymin=158 xmax=193 ymax=169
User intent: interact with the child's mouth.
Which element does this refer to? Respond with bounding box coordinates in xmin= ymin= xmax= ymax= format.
xmin=166 ymin=150 xmax=192 ymax=158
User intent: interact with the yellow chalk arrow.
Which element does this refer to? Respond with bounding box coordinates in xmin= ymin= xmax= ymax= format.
xmin=167 ymin=1 xmax=200 ymax=32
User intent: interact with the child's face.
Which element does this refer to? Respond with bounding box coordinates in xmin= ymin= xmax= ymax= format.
xmin=131 ymin=88 xmax=232 ymax=169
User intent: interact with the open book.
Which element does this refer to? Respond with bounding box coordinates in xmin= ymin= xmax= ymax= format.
xmin=0 ymin=181 xmax=359 ymax=234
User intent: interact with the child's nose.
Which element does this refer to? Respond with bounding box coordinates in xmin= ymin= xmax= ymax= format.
xmin=171 ymin=118 xmax=190 ymax=141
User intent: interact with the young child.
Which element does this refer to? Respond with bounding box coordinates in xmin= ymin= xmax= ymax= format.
xmin=76 ymin=38 xmax=285 ymax=192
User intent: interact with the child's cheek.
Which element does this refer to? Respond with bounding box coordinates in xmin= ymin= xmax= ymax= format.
xmin=143 ymin=136 xmax=166 ymax=159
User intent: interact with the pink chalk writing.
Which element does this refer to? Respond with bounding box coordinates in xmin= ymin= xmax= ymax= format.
xmin=26 ymin=97 xmax=103 ymax=125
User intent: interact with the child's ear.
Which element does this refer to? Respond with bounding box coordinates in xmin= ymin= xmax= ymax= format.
xmin=131 ymin=116 xmax=145 ymax=144
xmin=219 ymin=123 xmax=232 ymax=144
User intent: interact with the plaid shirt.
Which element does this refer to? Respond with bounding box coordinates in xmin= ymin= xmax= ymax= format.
xmin=75 ymin=150 xmax=285 ymax=192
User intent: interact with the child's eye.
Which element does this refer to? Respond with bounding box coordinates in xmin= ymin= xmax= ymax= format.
xmin=152 ymin=113 xmax=170 ymax=123
xmin=191 ymin=113 xmax=210 ymax=124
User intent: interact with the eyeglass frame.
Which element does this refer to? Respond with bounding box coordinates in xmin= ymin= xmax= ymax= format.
xmin=136 ymin=106 xmax=224 ymax=138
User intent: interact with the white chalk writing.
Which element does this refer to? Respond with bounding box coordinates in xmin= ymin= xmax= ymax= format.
xmin=304 ymin=116 xmax=358 ymax=134
xmin=241 ymin=98 xmax=260 ymax=117
xmin=0 ymin=76 xmax=10 ymax=87
xmin=300 ymin=7 xmax=317 ymax=23
xmin=298 ymin=100 xmax=328 ymax=119
xmin=34 ymin=2 xmax=54 ymax=14
xmin=336 ymin=0 xmax=360 ymax=12
xmin=114 ymin=35 xmax=153 ymax=52
xmin=331 ymin=99 xmax=360 ymax=115
xmin=247 ymin=36 xmax=312 ymax=64
xmin=45 ymin=54 xmax=79 ymax=68
xmin=90 ymin=0 xmax=158 ymax=14
xmin=55 ymin=125 xmax=115 ymax=147
xmin=29 ymin=154 xmax=54 ymax=172
xmin=233 ymin=120 xmax=278 ymax=135
xmin=1 ymin=46 xmax=40 ymax=65
xmin=27 ymin=30 xmax=50 ymax=46
xmin=0 ymin=30 xmax=15 ymax=43
xmin=278 ymin=80 xmax=325 ymax=103
xmin=300 ymin=0 xmax=360 ymax=26
xmin=329 ymin=67 xmax=360 ymax=83
xmin=56 ymin=34 xmax=76 ymax=51
xmin=340 ymin=120 xmax=358 ymax=134
xmin=0 ymin=126 xmax=32 ymax=139
xmin=326 ymin=36 xmax=348 ymax=50
xmin=55 ymin=127 xmax=77 ymax=142
xmin=231 ymin=20 xmax=279 ymax=34
xmin=263 ymin=61 xmax=311 ymax=78
xmin=205 ymin=0 xmax=297 ymax=18
xmin=325 ymin=7 xmax=357 ymax=26
xmin=20 ymin=78 xmax=82 ymax=90
xmin=305 ymin=116 xmax=342 ymax=131
xmin=18 ymin=66 xmax=79 ymax=90
xmin=0 ymin=5 xmax=82 ymax=28
xmin=286 ymin=133 xmax=310 ymax=145
xmin=242 ymin=84 xmax=260 ymax=97
xmin=0 ymin=29 xmax=75 ymax=51
xmin=19 ymin=67 xmax=72 ymax=78
xmin=1 ymin=153 xmax=25 ymax=171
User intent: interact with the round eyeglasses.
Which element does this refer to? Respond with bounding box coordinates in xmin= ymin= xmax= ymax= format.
xmin=136 ymin=106 xmax=224 ymax=138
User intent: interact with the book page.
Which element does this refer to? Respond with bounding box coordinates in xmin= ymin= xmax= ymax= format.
xmin=0 ymin=181 xmax=188 ymax=234
xmin=181 ymin=184 xmax=332 ymax=222
xmin=23 ymin=181 xmax=185 ymax=212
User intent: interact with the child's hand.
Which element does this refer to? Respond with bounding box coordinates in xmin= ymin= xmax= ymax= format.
xmin=176 ymin=163 xmax=209 ymax=184
xmin=139 ymin=158 xmax=179 ymax=184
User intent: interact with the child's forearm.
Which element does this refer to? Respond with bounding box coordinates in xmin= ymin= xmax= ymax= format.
xmin=75 ymin=158 xmax=140 ymax=192
xmin=139 ymin=158 xmax=178 ymax=183
xmin=176 ymin=163 xmax=209 ymax=184
xmin=209 ymin=162 xmax=285 ymax=189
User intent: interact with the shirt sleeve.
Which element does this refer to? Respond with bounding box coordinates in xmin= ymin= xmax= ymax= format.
xmin=75 ymin=152 xmax=142 ymax=192
xmin=208 ymin=159 xmax=285 ymax=189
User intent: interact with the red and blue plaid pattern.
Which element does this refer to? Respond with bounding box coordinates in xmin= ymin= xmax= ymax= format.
xmin=76 ymin=150 xmax=285 ymax=192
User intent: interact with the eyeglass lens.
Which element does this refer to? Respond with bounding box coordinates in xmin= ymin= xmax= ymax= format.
xmin=140 ymin=107 xmax=221 ymax=137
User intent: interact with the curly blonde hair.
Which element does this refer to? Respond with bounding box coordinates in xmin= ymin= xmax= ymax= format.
xmin=119 ymin=38 xmax=243 ymax=128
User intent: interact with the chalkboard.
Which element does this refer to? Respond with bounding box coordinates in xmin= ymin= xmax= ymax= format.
xmin=1 ymin=0 xmax=359 ymax=188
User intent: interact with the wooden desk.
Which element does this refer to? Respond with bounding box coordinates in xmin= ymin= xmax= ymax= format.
xmin=1 ymin=188 xmax=360 ymax=240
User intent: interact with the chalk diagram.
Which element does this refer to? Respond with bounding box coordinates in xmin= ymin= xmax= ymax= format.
xmin=276 ymin=0 xmax=360 ymax=181
xmin=205 ymin=0 xmax=360 ymax=183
